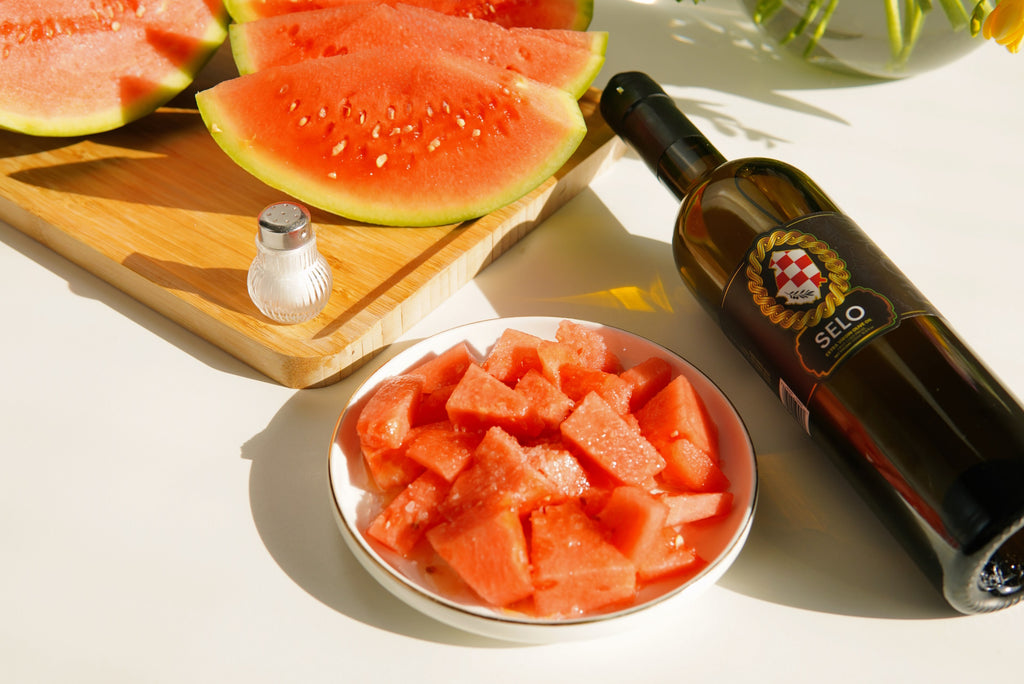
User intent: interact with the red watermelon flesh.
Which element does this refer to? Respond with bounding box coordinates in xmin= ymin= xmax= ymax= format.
xmin=558 ymin=364 xmax=631 ymax=415
xmin=404 ymin=421 xmax=481 ymax=481
xmin=446 ymin=363 xmax=543 ymax=438
xmin=620 ymin=356 xmax=673 ymax=413
xmin=658 ymin=438 xmax=731 ymax=493
xmin=196 ymin=48 xmax=587 ymax=226
xmin=229 ymin=4 xmax=606 ymax=99
xmin=530 ymin=500 xmax=636 ymax=617
xmin=407 ymin=342 xmax=479 ymax=394
xmin=356 ymin=374 xmax=423 ymax=452
xmin=223 ymin=0 xmax=594 ymax=30
xmin=523 ymin=442 xmax=590 ymax=498
xmin=439 ymin=426 xmax=558 ymax=519
xmin=426 ymin=506 xmax=534 ymax=607
xmin=560 ymin=392 xmax=666 ymax=489
xmin=659 ymin=491 xmax=735 ymax=525
xmin=636 ymin=374 xmax=719 ymax=457
xmin=0 ymin=0 xmax=228 ymax=136
xmin=482 ymin=328 xmax=544 ymax=385
xmin=366 ymin=470 xmax=450 ymax=555
xmin=555 ymin=319 xmax=623 ymax=373
xmin=513 ymin=369 xmax=573 ymax=434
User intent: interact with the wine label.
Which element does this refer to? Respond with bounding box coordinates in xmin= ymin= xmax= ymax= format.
xmin=720 ymin=212 xmax=935 ymax=432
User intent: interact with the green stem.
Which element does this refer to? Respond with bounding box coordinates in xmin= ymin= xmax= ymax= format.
xmin=780 ymin=0 xmax=823 ymax=45
xmin=936 ymin=0 xmax=970 ymax=31
xmin=897 ymin=0 xmax=926 ymax=66
xmin=970 ymin=1 xmax=994 ymax=36
xmin=753 ymin=0 xmax=785 ymax=24
xmin=803 ymin=0 xmax=840 ymax=57
xmin=885 ymin=0 xmax=905 ymax=59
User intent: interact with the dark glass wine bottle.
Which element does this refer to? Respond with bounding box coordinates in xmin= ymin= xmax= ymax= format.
xmin=601 ymin=71 xmax=1024 ymax=614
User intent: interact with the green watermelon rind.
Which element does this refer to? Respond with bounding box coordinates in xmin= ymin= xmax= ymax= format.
xmin=0 ymin=14 xmax=228 ymax=137
xmin=195 ymin=59 xmax=587 ymax=227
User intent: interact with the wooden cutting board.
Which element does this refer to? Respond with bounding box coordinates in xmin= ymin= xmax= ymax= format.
xmin=0 ymin=46 xmax=623 ymax=388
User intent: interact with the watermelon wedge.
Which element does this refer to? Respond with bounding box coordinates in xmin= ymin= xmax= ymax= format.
xmin=229 ymin=4 xmax=607 ymax=99
xmin=0 ymin=0 xmax=228 ymax=136
xmin=196 ymin=48 xmax=587 ymax=226
xmin=223 ymin=0 xmax=594 ymax=30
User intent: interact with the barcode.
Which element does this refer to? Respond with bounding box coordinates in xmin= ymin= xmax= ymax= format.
xmin=779 ymin=379 xmax=810 ymax=434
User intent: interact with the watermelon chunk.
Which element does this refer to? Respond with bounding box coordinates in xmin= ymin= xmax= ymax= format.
xmin=513 ymin=369 xmax=574 ymax=433
xmin=596 ymin=486 xmax=669 ymax=562
xmin=446 ymin=363 xmax=543 ymax=438
xmin=620 ymin=356 xmax=673 ymax=413
xmin=555 ymin=320 xmax=622 ymax=373
xmin=658 ymin=438 xmax=730 ymax=493
xmin=558 ymin=364 xmax=631 ymax=415
xmin=407 ymin=342 xmax=478 ymax=394
xmin=439 ymin=426 xmax=558 ymax=519
xmin=0 ymin=0 xmax=227 ymax=136
xmin=560 ymin=392 xmax=665 ymax=489
xmin=482 ymin=328 xmax=544 ymax=385
xmin=229 ymin=4 xmax=607 ymax=99
xmin=223 ymin=0 xmax=594 ymax=30
xmin=659 ymin=491 xmax=735 ymax=525
xmin=426 ymin=506 xmax=534 ymax=607
xmin=366 ymin=470 xmax=450 ymax=555
xmin=636 ymin=374 xmax=719 ymax=457
xmin=196 ymin=48 xmax=586 ymax=226
xmin=356 ymin=375 xmax=423 ymax=452
xmin=523 ymin=442 xmax=590 ymax=498
xmin=404 ymin=421 xmax=481 ymax=482
xmin=530 ymin=500 xmax=636 ymax=617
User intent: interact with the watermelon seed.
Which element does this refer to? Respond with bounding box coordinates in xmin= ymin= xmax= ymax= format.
xmin=426 ymin=104 xmax=434 ymax=117
xmin=136 ymin=6 xmax=146 ymax=18
xmin=278 ymin=85 xmax=288 ymax=96
xmin=298 ymin=116 xmax=309 ymax=127
xmin=110 ymin=21 xmax=121 ymax=32
xmin=289 ymin=100 xmax=299 ymax=112
xmin=455 ymin=116 xmax=465 ymax=128
xmin=376 ymin=154 xmax=388 ymax=168
xmin=390 ymin=128 xmax=401 ymax=136
xmin=331 ymin=140 xmax=347 ymax=156
xmin=358 ymin=111 xmax=366 ymax=125
xmin=427 ymin=138 xmax=441 ymax=152
xmin=387 ymin=106 xmax=396 ymax=120
xmin=327 ymin=172 xmax=337 ymax=179
xmin=442 ymin=101 xmax=451 ymax=114
xmin=371 ymin=123 xmax=381 ymax=138
xmin=318 ymin=107 xmax=327 ymax=119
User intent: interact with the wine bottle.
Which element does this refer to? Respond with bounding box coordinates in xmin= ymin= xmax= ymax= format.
xmin=600 ymin=71 xmax=1024 ymax=614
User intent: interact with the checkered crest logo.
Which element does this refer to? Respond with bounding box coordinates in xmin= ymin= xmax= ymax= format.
xmin=768 ymin=248 xmax=825 ymax=306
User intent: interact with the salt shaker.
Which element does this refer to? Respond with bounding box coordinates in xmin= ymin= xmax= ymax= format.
xmin=247 ymin=202 xmax=332 ymax=324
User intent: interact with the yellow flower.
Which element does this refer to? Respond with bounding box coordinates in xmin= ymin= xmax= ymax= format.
xmin=983 ymin=0 xmax=1024 ymax=53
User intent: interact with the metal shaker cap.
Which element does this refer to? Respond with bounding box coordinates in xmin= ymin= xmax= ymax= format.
xmin=257 ymin=202 xmax=313 ymax=250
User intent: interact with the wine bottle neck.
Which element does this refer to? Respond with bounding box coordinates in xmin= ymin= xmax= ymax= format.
xmin=601 ymin=72 xmax=726 ymax=201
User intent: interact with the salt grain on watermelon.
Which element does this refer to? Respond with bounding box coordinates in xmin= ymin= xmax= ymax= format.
xmin=366 ymin=470 xmax=451 ymax=555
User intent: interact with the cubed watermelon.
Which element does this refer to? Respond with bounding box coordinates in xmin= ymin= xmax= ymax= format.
xmin=404 ymin=421 xmax=482 ymax=482
xmin=636 ymin=374 xmax=718 ymax=457
xmin=356 ymin=375 xmax=423 ymax=452
xmin=659 ymin=491 xmax=734 ymax=525
xmin=558 ymin=364 xmax=631 ymax=415
xmin=361 ymin=443 xmax=426 ymax=491
xmin=620 ymin=356 xmax=673 ymax=412
xmin=560 ymin=392 xmax=665 ymax=489
xmin=408 ymin=342 xmax=478 ymax=394
xmin=366 ymin=470 xmax=450 ymax=555
xmin=530 ymin=500 xmax=636 ymax=617
xmin=523 ymin=441 xmax=590 ymax=498
xmin=415 ymin=383 xmax=456 ymax=425
xmin=633 ymin=527 xmax=701 ymax=582
xmin=658 ymin=438 xmax=730 ymax=493
xmin=446 ymin=363 xmax=543 ymax=438
xmin=514 ymin=369 xmax=574 ymax=433
xmin=537 ymin=339 xmax=578 ymax=389
xmin=555 ymin=320 xmax=622 ymax=373
xmin=596 ymin=486 xmax=669 ymax=561
xmin=440 ymin=426 xmax=558 ymax=519
xmin=482 ymin=328 xmax=544 ymax=384
xmin=426 ymin=506 xmax=534 ymax=607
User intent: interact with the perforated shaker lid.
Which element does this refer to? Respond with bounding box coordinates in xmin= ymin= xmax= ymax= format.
xmin=257 ymin=202 xmax=313 ymax=250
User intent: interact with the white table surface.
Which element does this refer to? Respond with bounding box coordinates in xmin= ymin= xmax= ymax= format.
xmin=4 ymin=1 xmax=1024 ymax=681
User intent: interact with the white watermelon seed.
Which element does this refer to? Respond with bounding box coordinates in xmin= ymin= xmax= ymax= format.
xmin=331 ymin=140 xmax=347 ymax=156
xmin=376 ymin=154 xmax=388 ymax=168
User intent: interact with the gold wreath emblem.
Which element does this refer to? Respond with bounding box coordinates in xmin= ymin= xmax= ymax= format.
xmin=746 ymin=230 xmax=851 ymax=330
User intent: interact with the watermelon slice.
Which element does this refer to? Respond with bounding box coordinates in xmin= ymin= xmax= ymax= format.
xmin=0 ymin=0 xmax=228 ymax=136
xmin=229 ymin=4 xmax=607 ymax=99
xmin=223 ymin=0 xmax=594 ymax=30
xmin=196 ymin=48 xmax=586 ymax=226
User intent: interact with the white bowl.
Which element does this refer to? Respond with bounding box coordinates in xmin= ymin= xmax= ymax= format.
xmin=327 ymin=316 xmax=757 ymax=642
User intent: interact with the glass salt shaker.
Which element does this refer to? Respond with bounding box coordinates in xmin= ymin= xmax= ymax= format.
xmin=247 ymin=202 xmax=332 ymax=324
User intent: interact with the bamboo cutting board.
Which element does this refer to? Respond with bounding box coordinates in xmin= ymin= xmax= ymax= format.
xmin=0 ymin=48 xmax=623 ymax=388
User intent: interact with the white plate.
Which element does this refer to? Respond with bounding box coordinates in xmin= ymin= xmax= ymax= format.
xmin=327 ymin=316 xmax=758 ymax=642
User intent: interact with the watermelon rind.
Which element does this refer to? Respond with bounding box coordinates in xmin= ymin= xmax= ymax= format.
xmin=0 ymin=3 xmax=229 ymax=137
xmin=223 ymin=0 xmax=594 ymax=30
xmin=196 ymin=49 xmax=587 ymax=227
